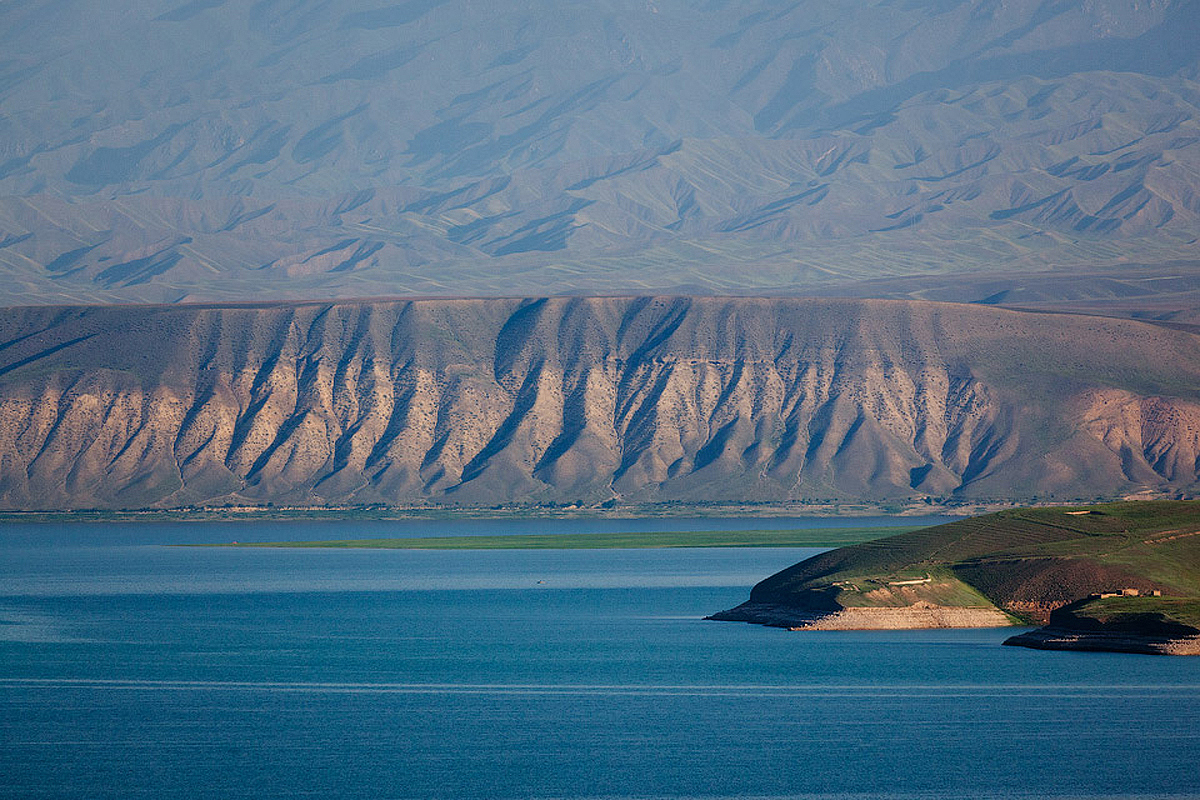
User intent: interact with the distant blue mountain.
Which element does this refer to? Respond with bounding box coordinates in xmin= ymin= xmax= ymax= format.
xmin=0 ymin=0 xmax=1197 ymax=304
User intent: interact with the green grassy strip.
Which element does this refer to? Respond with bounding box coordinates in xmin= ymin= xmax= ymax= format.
xmin=215 ymin=526 xmax=918 ymax=550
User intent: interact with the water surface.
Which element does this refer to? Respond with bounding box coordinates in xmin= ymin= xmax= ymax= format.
xmin=1 ymin=518 xmax=1197 ymax=799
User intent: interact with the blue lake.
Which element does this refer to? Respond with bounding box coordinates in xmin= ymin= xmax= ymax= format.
xmin=1 ymin=516 xmax=1198 ymax=799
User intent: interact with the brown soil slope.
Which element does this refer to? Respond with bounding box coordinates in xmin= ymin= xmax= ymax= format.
xmin=1 ymin=297 xmax=1200 ymax=509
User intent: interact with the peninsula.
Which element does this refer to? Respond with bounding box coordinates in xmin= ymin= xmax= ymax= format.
xmin=709 ymin=501 xmax=1200 ymax=654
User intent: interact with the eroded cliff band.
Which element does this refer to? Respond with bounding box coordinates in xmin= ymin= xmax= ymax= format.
xmin=1 ymin=297 xmax=1199 ymax=510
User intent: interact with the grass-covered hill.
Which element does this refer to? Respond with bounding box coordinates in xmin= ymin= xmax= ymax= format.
xmin=734 ymin=501 xmax=1200 ymax=625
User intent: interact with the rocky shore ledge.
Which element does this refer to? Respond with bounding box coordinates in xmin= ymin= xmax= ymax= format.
xmin=1003 ymin=598 xmax=1200 ymax=655
xmin=706 ymin=602 xmax=1013 ymax=630
xmin=1003 ymin=627 xmax=1200 ymax=655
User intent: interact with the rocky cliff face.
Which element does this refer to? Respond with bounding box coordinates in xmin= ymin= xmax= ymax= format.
xmin=1 ymin=297 xmax=1199 ymax=509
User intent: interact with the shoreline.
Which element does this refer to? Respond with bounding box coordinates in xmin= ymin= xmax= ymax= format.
xmin=0 ymin=497 xmax=1152 ymax=525
xmin=195 ymin=526 xmax=918 ymax=550
xmin=706 ymin=601 xmax=1016 ymax=630
xmin=1003 ymin=627 xmax=1200 ymax=656
xmin=0 ymin=503 xmax=971 ymax=525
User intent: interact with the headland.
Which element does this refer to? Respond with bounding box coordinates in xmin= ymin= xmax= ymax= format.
xmin=710 ymin=500 xmax=1200 ymax=653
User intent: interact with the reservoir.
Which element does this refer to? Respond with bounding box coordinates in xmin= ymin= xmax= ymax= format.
xmin=1 ymin=517 xmax=1198 ymax=799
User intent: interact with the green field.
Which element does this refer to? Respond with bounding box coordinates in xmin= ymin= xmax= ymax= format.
xmin=214 ymin=526 xmax=918 ymax=550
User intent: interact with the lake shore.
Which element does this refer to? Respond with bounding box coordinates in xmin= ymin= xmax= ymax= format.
xmin=1003 ymin=627 xmax=1200 ymax=655
xmin=0 ymin=500 xmax=1022 ymax=525
xmin=706 ymin=601 xmax=1015 ymax=630
xmin=1003 ymin=596 xmax=1200 ymax=655
xmin=198 ymin=526 xmax=917 ymax=550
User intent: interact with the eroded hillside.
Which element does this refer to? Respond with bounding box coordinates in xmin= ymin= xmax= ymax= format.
xmin=1 ymin=297 xmax=1199 ymax=509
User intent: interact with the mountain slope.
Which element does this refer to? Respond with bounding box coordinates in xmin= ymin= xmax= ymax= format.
xmin=1 ymin=297 xmax=1200 ymax=509
xmin=0 ymin=1 xmax=1199 ymax=303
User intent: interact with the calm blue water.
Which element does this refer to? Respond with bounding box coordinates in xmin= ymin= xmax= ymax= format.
xmin=1 ymin=517 xmax=1198 ymax=800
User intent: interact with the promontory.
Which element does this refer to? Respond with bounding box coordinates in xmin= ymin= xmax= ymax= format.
xmin=709 ymin=501 xmax=1200 ymax=655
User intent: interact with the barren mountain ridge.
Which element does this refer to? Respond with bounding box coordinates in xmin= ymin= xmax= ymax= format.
xmin=1 ymin=297 xmax=1199 ymax=509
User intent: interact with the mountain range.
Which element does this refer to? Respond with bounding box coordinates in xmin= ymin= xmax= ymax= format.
xmin=3 ymin=3 xmax=1200 ymax=510
xmin=2 ymin=296 xmax=1199 ymax=509
xmin=0 ymin=0 xmax=1198 ymax=307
